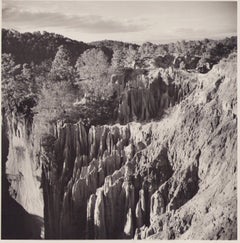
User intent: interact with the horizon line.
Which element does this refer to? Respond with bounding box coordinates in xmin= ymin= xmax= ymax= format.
xmin=2 ymin=28 xmax=237 ymax=46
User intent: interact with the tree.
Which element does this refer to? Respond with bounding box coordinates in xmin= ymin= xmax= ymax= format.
xmin=175 ymin=40 xmax=187 ymax=55
xmin=75 ymin=47 xmax=113 ymax=100
xmin=75 ymin=48 xmax=118 ymax=125
xmin=111 ymin=48 xmax=127 ymax=69
xmin=124 ymin=45 xmax=140 ymax=67
xmin=33 ymin=80 xmax=79 ymax=131
xmin=139 ymin=42 xmax=157 ymax=58
xmin=2 ymin=53 xmax=20 ymax=111
xmin=74 ymin=94 xmax=117 ymax=125
xmin=155 ymin=45 xmax=168 ymax=56
xmin=21 ymin=63 xmax=40 ymax=95
xmin=1 ymin=53 xmax=36 ymax=114
xmin=167 ymin=42 xmax=176 ymax=54
xmin=49 ymin=45 xmax=74 ymax=82
xmin=75 ymin=48 xmax=110 ymax=82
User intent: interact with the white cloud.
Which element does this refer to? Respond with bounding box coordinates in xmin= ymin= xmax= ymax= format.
xmin=2 ymin=1 xmax=237 ymax=43
xmin=3 ymin=6 xmax=149 ymax=34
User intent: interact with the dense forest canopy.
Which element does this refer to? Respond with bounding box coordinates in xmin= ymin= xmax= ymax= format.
xmin=1 ymin=28 xmax=237 ymax=136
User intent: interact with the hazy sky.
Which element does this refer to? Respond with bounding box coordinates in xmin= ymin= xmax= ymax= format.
xmin=2 ymin=1 xmax=237 ymax=44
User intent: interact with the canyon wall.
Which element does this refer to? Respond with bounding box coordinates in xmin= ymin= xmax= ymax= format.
xmin=144 ymin=53 xmax=237 ymax=240
xmin=40 ymin=53 xmax=237 ymax=239
xmin=3 ymin=52 xmax=237 ymax=239
xmin=114 ymin=66 xmax=197 ymax=123
xmin=5 ymin=112 xmax=43 ymax=217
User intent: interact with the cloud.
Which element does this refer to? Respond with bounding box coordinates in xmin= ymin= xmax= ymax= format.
xmin=173 ymin=27 xmax=236 ymax=40
xmin=2 ymin=6 xmax=148 ymax=33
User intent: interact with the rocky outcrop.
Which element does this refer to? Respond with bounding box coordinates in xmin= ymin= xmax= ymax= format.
xmin=4 ymin=51 xmax=236 ymax=240
xmin=40 ymin=52 xmax=237 ymax=240
xmin=136 ymin=53 xmax=237 ymax=240
xmin=115 ymin=67 xmax=198 ymax=123
xmin=40 ymin=118 xmax=175 ymax=239
xmin=2 ymin=29 xmax=237 ymax=241
xmin=41 ymin=122 xmax=129 ymax=238
xmin=5 ymin=112 xmax=43 ymax=217
xmin=2 ymin=113 xmax=43 ymax=239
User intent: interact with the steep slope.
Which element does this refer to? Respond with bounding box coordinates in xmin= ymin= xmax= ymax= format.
xmin=2 ymin=113 xmax=44 ymax=239
xmin=2 ymin=28 xmax=91 ymax=64
xmin=138 ymin=52 xmax=237 ymax=239
xmin=4 ymin=112 xmax=43 ymax=217
xmin=40 ymin=52 xmax=237 ymax=239
xmin=114 ymin=66 xmax=197 ymax=123
xmin=2 ymin=29 xmax=237 ymax=240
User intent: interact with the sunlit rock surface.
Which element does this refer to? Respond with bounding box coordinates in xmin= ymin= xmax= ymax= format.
xmin=4 ymin=52 xmax=237 ymax=239
xmin=115 ymin=66 xmax=197 ymax=123
xmin=5 ymin=112 xmax=43 ymax=217
xmin=39 ymin=53 xmax=237 ymax=239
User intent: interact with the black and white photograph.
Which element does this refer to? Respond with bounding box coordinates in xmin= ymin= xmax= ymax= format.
xmin=1 ymin=0 xmax=238 ymax=240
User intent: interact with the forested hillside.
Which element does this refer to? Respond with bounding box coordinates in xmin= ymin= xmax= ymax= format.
xmin=2 ymin=28 xmax=237 ymax=128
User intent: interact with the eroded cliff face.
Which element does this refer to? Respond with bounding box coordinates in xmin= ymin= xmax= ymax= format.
xmin=114 ymin=66 xmax=197 ymax=123
xmin=5 ymin=112 xmax=43 ymax=217
xmin=40 ymin=53 xmax=237 ymax=239
xmin=143 ymin=53 xmax=237 ymax=240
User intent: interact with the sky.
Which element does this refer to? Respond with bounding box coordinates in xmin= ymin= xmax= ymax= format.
xmin=2 ymin=1 xmax=237 ymax=44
